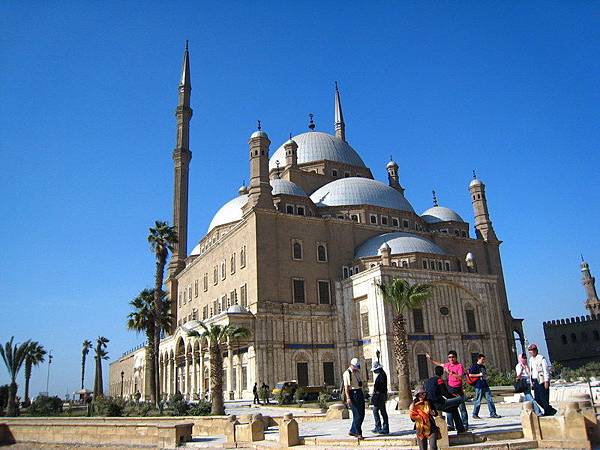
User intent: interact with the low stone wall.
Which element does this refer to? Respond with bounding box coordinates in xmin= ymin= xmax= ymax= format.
xmin=0 ymin=418 xmax=193 ymax=449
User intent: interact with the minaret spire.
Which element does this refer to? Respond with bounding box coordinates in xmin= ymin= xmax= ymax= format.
xmin=168 ymin=42 xmax=193 ymax=278
xmin=432 ymin=190 xmax=438 ymax=207
xmin=334 ymin=81 xmax=346 ymax=141
xmin=582 ymin=258 xmax=600 ymax=316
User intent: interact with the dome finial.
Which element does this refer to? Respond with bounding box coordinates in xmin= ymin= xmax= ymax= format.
xmin=308 ymin=113 xmax=316 ymax=131
xmin=185 ymin=40 xmax=189 ymax=51
xmin=432 ymin=190 xmax=438 ymax=207
xmin=275 ymin=160 xmax=281 ymax=178
xmin=257 ymin=119 xmax=262 ymax=131
xmin=472 ymin=169 xmax=477 ymax=179
xmin=289 ymin=132 xmax=292 ymax=140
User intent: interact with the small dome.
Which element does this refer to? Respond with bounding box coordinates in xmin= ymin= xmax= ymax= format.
xmin=469 ymin=178 xmax=483 ymax=188
xmin=207 ymin=195 xmax=249 ymax=232
xmin=421 ymin=206 xmax=464 ymax=224
xmin=270 ymin=179 xmax=307 ymax=197
xmin=284 ymin=138 xmax=297 ymax=146
xmin=387 ymin=160 xmax=398 ymax=169
xmin=355 ymin=232 xmax=446 ymax=258
xmin=238 ymin=185 xmax=248 ymax=195
xmin=190 ymin=243 xmax=201 ymax=256
xmin=251 ymin=130 xmax=269 ymax=139
xmin=270 ymin=131 xmax=366 ymax=171
xmin=310 ymin=177 xmax=414 ymax=213
xmin=227 ymin=304 xmax=249 ymax=314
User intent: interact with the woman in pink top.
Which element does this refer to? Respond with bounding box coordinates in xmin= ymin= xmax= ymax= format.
xmin=426 ymin=351 xmax=469 ymax=431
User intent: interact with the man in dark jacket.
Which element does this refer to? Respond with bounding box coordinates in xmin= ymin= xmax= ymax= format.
xmin=252 ymin=382 xmax=261 ymax=405
xmin=424 ymin=366 xmax=466 ymax=432
xmin=370 ymin=361 xmax=389 ymax=434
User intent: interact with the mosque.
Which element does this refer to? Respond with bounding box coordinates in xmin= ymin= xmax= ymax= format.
xmin=109 ymin=45 xmax=524 ymax=400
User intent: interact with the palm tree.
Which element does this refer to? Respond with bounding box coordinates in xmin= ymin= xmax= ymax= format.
xmin=93 ymin=337 xmax=109 ymax=398
xmin=81 ymin=340 xmax=92 ymax=390
xmin=127 ymin=288 xmax=171 ymax=402
xmin=188 ymin=323 xmax=250 ymax=415
xmin=378 ymin=278 xmax=433 ymax=409
xmin=148 ymin=220 xmax=177 ymax=405
xmin=23 ymin=342 xmax=46 ymax=405
xmin=0 ymin=337 xmax=33 ymax=416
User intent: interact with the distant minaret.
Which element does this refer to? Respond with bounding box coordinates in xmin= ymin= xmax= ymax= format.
xmin=284 ymin=134 xmax=298 ymax=168
xmin=469 ymin=171 xmax=497 ymax=242
xmin=386 ymin=157 xmax=404 ymax=194
xmin=242 ymin=121 xmax=275 ymax=212
xmin=582 ymin=257 xmax=600 ymax=316
xmin=334 ymin=82 xmax=345 ymax=141
xmin=168 ymin=41 xmax=192 ymax=276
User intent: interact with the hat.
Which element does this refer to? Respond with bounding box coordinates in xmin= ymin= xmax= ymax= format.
xmin=371 ymin=361 xmax=383 ymax=372
xmin=528 ymin=343 xmax=538 ymax=350
xmin=350 ymin=357 xmax=360 ymax=369
xmin=415 ymin=387 xmax=426 ymax=395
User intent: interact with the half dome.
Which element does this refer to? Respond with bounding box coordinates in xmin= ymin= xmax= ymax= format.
xmin=269 ymin=131 xmax=366 ymax=170
xmin=310 ymin=177 xmax=414 ymax=213
xmin=207 ymin=195 xmax=249 ymax=232
xmin=355 ymin=232 xmax=446 ymax=258
xmin=421 ymin=206 xmax=464 ymax=224
xmin=270 ymin=179 xmax=307 ymax=197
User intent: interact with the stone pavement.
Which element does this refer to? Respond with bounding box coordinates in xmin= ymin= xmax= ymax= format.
xmin=186 ymin=401 xmax=525 ymax=448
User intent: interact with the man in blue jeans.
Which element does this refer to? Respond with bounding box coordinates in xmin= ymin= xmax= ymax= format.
xmin=468 ymin=354 xmax=502 ymax=419
xmin=344 ymin=357 xmax=365 ymax=439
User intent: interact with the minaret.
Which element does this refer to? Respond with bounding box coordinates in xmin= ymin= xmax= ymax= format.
xmin=168 ymin=41 xmax=193 ymax=277
xmin=469 ymin=171 xmax=497 ymax=242
xmin=334 ymin=82 xmax=346 ymax=141
xmin=386 ymin=157 xmax=404 ymax=194
xmin=284 ymin=134 xmax=298 ymax=168
xmin=582 ymin=257 xmax=600 ymax=316
xmin=242 ymin=121 xmax=275 ymax=212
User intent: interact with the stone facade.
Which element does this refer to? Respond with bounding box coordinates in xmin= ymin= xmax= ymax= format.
xmin=109 ymin=45 xmax=523 ymax=400
xmin=543 ymin=259 xmax=600 ymax=369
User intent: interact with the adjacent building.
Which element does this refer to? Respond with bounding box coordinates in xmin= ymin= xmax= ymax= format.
xmin=109 ymin=45 xmax=524 ymax=400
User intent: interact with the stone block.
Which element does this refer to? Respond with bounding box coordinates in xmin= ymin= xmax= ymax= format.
xmin=434 ymin=415 xmax=449 ymax=448
xmin=279 ymin=413 xmax=299 ymax=447
xmin=235 ymin=417 xmax=264 ymax=442
xmin=224 ymin=415 xmax=239 ymax=444
xmin=326 ymin=403 xmax=349 ymax=420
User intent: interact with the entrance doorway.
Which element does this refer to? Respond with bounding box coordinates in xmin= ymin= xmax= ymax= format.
xmin=297 ymin=362 xmax=309 ymax=387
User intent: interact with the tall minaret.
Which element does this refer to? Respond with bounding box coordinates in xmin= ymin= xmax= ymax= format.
xmin=469 ymin=171 xmax=497 ymax=242
xmin=386 ymin=157 xmax=404 ymax=193
xmin=168 ymin=42 xmax=193 ymax=277
xmin=582 ymin=257 xmax=600 ymax=316
xmin=334 ymin=82 xmax=346 ymax=141
xmin=242 ymin=122 xmax=275 ymax=212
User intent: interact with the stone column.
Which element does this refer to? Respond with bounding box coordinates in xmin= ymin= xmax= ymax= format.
xmin=184 ymin=353 xmax=189 ymax=399
xmin=165 ymin=356 xmax=171 ymax=396
xmin=199 ymin=351 xmax=205 ymax=397
xmin=191 ymin=351 xmax=197 ymax=400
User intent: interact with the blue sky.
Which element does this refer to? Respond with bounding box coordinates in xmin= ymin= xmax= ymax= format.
xmin=1 ymin=2 xmax=598 ymax=397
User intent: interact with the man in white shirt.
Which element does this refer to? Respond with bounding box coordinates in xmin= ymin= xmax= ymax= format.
xmin=528 ymin=343 xmax=556 ymax=416
xmin=343 ymin=357 xmax=365 ymax=439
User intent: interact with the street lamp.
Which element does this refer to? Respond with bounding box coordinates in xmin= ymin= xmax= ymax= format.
xmin=46 ymin=350 xmax=53 ymax=395
xmin=120 ymin=371 xmax=125 ymax=398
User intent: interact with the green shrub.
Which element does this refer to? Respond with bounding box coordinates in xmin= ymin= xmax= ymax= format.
xmin=486 ymin=368 xmax=514 ymax=386
xmin=188 ymin=400 xmax=211 ymax=416
xmin=260 ymin=385 xmax=270 ymax=403
xmin=28 ymin=395 xmax=63 ymax=416
xmin=294 ymin=387 xmax=306 ymax=406
xmin=94 ymin=396 xmax=125 ymax=417
xmin=168 ymin=392 xmax=190 ymax=416
xmin=318 ymin=391 xmax=329 ymax=410
xmin=275 ymin=391 xmax=285 ymax=405
xmin=559 ymin=361 xmax=600 ymax=382
xmin=0 ymin=384 xmax=8 ymax=415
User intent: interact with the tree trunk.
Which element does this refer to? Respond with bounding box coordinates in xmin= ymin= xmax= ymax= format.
xmin=81 ymin=355 xmax=86 ymax=390
xmin=7 ymin=381 xmax=18 ymax=416
xmin=146 ymin=327 xmax=156 ymax=403
xmin=93 ymin=355 xmax=98 ymax=397
xmin=210 ymin=343 xmax=224 ymax=415
xmin=153 ymin=257 xmax=166 ymax=407
xmin=393 ymin=313 xmax=412 ymax=409
xmin=24 ymin=360 xmax=32 ymax=404
xmin=97 ymin=358 xmax=104 ymax=396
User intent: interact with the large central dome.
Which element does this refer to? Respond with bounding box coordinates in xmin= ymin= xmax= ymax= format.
xmin=269 ymin=131 xmax=366 ymax=171
xmin=310 ymin=177 xmax=415 ymax=212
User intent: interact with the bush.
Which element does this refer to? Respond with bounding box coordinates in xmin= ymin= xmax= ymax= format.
xmin=486 ymin=368 xmax=514 ymax=386
xmin=0 ymin=385 xmax=8 ymax=415
xmin=94 ymin=396 xmax=125 ymax=417
xmin=559 ymin=361 xmax=600 ymax=382
xmin=294 ymin=387 xmax=306 ymax=406
xmin=275 ymin=391 xmax=285 ymax=405
xmin=168 ymin=392 xmax=189 ymax=416
xmin=318 ymin=391 xmax=329 ymax=410
xmin=188 ymin=400 xmax=211 ymax=416
xmin=28 ymin=395 xmax=63 ymax=416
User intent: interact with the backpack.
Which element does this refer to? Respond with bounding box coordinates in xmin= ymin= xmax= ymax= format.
xmin=465 ymin=372 xmax=477 ymax=386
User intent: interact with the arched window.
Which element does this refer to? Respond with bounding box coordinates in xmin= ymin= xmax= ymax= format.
xmin=317 ymin=244 xmax=327 ymax=262
xmin=292 ymin=241 xmax=303 ymax=260
xmin=570 ymin=333 xmax=577 ymax=343
xmin=465 ymin=309 xmax=477 ymax=332
xmin=582 ymin=332 xmax=589 ymax=342
xmin=594 ymin=330 xmax=600 ymax=341
xmin=561 ymin=334 xmax=567 ymax=345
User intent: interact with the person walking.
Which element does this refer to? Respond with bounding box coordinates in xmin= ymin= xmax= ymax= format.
xmin=426 ymin=350 xmax=469 ymax=431
xmin=468 ymin=354 xmax=501 ymax=419
xmin=424 ymin=366 xmax=466 ymax=433
xmin=343 ymin=357 xmax=365 ymax=439
xmin=409 ymin=388 xmax=439 ymax=450
xmin=252 ymin=382 xmax=261 ymax=405
xmin=527 ymin=344 xmax=556 ymax=416
xmin=515 ymin=353 xmax=543 ymax=416
xmin=261 ymin=382 xmax=270 ymax=405
xmin=370 ymin=361 xmax=389 ymax=434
